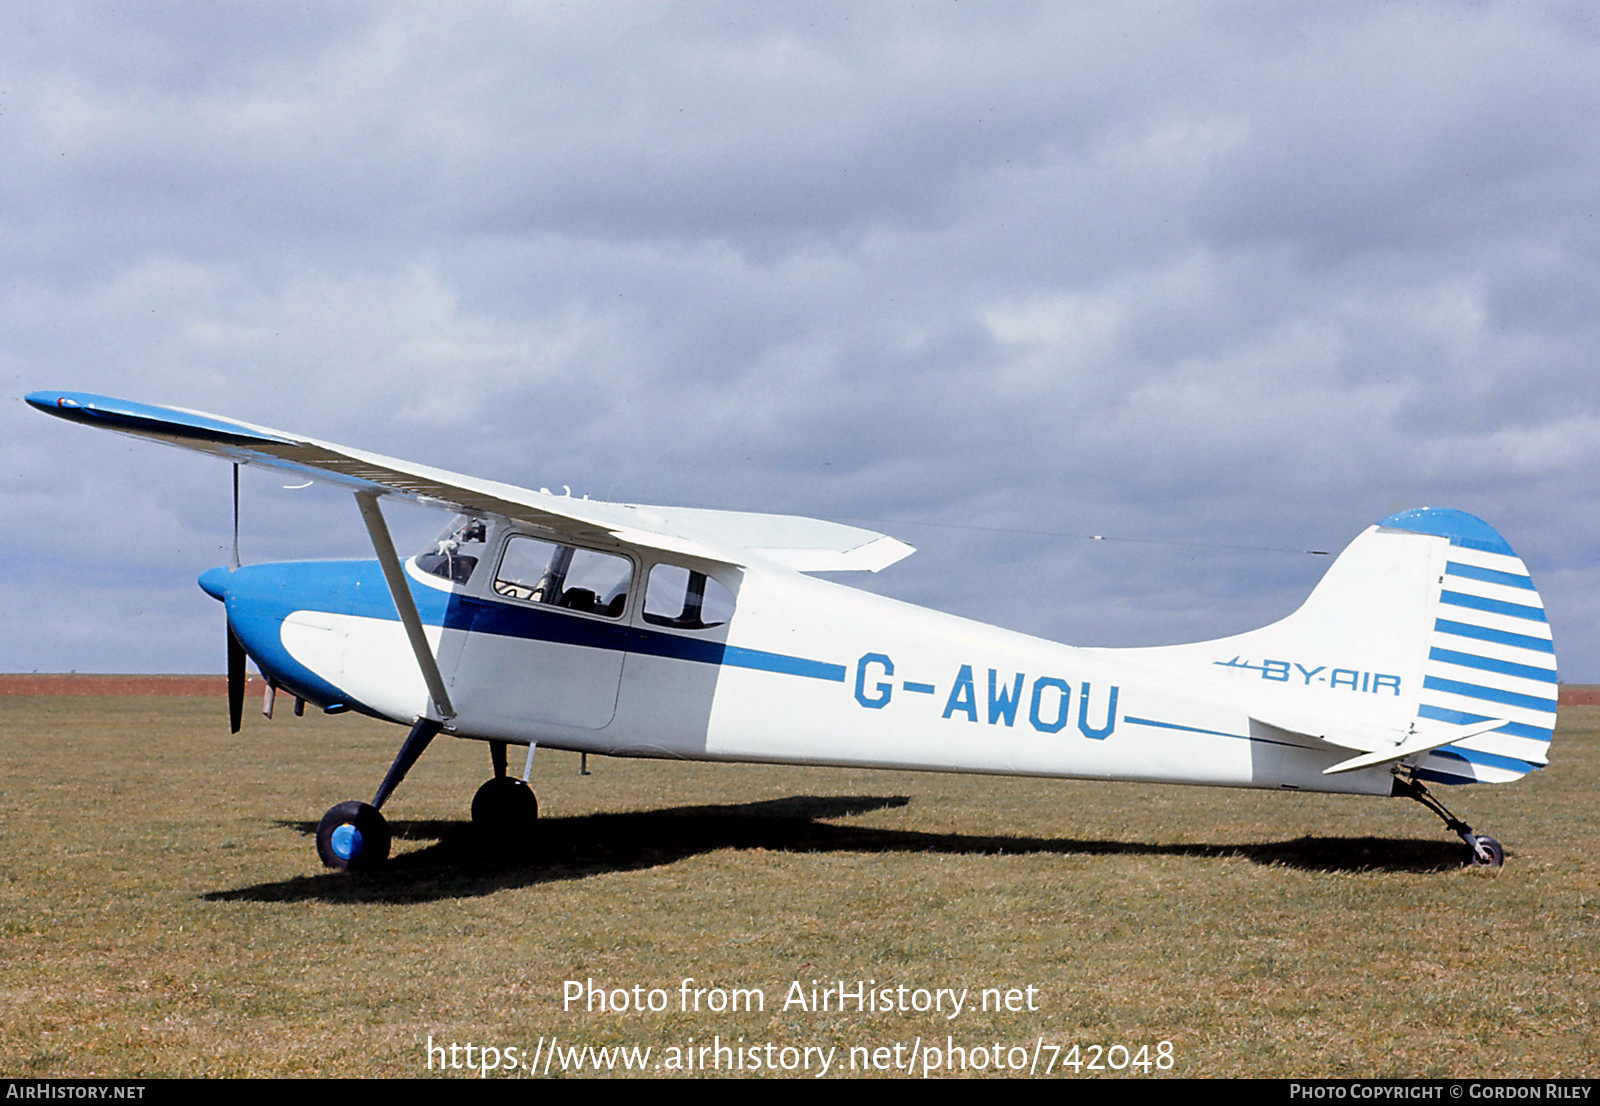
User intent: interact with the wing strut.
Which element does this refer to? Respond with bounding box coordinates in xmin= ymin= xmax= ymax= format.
xmin=354 ymin=491 xmax=455 ymax=722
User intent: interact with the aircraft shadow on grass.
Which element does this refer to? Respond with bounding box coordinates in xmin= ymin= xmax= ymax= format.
xmin=204 ymin=794 xmax=1476 ymax=904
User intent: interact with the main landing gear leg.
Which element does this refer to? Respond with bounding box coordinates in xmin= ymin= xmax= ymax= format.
xmin=1394 ymin=776 xmax=1504 ymax=868
xmin=471 ymin=740 xmax=538 ymax=841
xmin=316 ymin=717 xmax=443 ymax=870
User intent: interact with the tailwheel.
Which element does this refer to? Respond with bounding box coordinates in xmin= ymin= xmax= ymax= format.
xmin=316 ymin=800 xmax=391 ymax=870
xmin=471 ymin=776 xmax=539 ymax=839
xmin=1394 ymin=776 xmax=1504 ymax=869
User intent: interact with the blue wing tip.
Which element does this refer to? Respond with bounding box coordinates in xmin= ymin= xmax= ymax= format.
xmin=26 ymin=391 xmax=292 ymax=446
xmin=1378 ymin=507 xmax=1515 ymax=557
xmin=25 ymin=390 xmax=80 ymax=414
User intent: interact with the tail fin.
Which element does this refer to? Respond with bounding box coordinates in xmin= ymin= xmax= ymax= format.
xmin=1124 ymin=508 xmax=1557 ymax=784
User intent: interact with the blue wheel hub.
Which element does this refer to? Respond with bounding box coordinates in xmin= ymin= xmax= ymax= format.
xmin=330 ymin=822 xmax=363 ymax=861
xmin=317 ymin=799 xmax=390 ymax=870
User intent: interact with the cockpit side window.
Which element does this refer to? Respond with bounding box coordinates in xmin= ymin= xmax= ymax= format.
xmin=493 ymin=535 xmax=631 ymax=618
xmin=416 ymin=515 xmax=488 ymax=585
xmin=642 ymin=564 xmax=734 ymax=630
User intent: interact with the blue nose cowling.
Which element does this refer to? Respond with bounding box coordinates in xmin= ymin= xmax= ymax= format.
xmin=198 ymin=566 xmax=231 ymax=602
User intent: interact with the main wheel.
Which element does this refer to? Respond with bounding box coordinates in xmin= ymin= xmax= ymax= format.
xmin=316 ymin=800 xmax=391 ymax=870
xmin=472 ymin=776 xmax=539 ymax=840
xmin=1469 ymin=834 xmax=1504 ymax=868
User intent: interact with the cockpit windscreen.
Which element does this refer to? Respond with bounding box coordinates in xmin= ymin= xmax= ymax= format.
xmin=415 ymin=515 xmax=488 ymax=584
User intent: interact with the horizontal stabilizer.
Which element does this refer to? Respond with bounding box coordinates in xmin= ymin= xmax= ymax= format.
xmin=1321 ymin=718 xmax=1510 ymax=775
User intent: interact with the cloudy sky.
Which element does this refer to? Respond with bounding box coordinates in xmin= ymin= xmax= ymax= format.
xmin=4 ymin=1 xmax=1598 ymax=682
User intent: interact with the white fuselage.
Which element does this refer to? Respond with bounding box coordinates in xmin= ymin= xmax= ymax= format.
xmin=278 ymin=531 xmax=1391 ymax=798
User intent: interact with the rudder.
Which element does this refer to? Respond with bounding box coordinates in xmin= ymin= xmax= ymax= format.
xmin=1386 ymin=508 xmax=1557 ymax=784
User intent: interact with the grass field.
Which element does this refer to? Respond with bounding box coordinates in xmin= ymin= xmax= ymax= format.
xmin=1 ymin=693 xmax=1595 ymax=1079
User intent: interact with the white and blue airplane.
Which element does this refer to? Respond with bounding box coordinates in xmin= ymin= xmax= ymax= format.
xmin=28 ymin=391 xmax=1559 ymax=870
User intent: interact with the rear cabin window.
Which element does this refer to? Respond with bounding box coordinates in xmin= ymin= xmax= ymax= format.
xmin=493 ymin=536 xmax=631 ymax=618
xmin=642 ymin=564 xmax=734 ymax=630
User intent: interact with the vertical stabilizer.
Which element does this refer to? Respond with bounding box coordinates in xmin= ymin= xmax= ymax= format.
xmin=1114 ymin=508 xmax=1556 ymax=785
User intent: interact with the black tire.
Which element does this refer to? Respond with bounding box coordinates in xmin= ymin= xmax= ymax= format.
xmin=471 ymin=776 xmax=539 ymax=840
xmin=316 ymin=800 xmax=391 ymax=870
xmin=1469 ymin=835 xmax=1505 ymax=868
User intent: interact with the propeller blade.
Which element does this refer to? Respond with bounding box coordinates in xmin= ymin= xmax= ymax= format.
xmin=227 ymin=620 xmax=245 ymax=734
xmin=231 ymin=463 xmax=241 ymax=570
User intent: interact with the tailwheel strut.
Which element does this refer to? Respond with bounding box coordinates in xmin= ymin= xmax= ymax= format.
xmin=1393 ymin=776 xmax=1503 ymax=868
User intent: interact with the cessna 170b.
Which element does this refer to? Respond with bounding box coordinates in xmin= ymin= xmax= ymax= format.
xmin=28 ymin=391 xmax=1558 ymax=870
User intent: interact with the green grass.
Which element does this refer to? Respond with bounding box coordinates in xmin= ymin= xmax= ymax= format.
xmin=0 ymin=695 xmax=1595 ymax=1078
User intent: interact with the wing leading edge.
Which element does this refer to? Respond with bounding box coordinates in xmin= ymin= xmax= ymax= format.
xmin=26 ymin=391 xmax=914 ymax=573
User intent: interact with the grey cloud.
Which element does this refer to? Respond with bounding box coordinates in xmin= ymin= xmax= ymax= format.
xmin=3 ymin=0 xmax=1596 ymax=679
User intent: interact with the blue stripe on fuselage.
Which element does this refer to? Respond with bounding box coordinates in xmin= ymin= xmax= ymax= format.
xmin=451 ymin=588 xmax=846 ymax=679
xmin=213 ymin=560 xmax=845 ymax=708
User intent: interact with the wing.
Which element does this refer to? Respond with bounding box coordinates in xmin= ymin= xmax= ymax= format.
xmin=26 ymin=391 xmax=914 ymax=572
